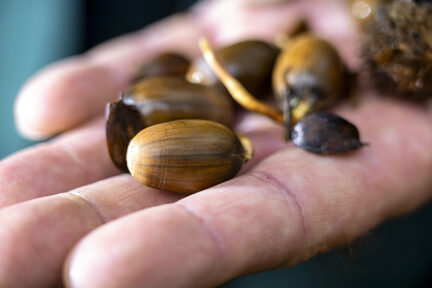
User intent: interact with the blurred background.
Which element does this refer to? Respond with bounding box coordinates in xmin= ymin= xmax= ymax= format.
xmin=1 ymin=0 xmax=432 ymax=287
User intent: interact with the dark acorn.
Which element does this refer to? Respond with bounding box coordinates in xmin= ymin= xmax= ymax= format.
xmin=187 ymin=40 xmax=280 ymax=97
xmin=292 ymin=112 xmax=366 ymax=155
xmin=361 ymin=0 xmax=432 ymax=99
xmin=106 ymin=99 xmax=146 ymax=171
xmin=132 ymin=52 xmax=190 ymax=83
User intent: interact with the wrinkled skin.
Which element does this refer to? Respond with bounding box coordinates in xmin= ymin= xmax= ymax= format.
xmin=2 ymin=0 xmax=432 ymax=287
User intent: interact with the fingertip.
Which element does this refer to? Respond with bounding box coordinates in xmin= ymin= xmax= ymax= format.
xmin=15 ymin=58 xmax=121 ymax=140
xmin=63 ymin=242 xmax=93 ymax=288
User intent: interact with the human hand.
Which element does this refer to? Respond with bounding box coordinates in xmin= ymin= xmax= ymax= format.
xmin=1 ymin=0 xmax=432 ymax=287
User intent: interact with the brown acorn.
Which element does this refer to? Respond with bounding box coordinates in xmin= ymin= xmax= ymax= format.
xmin=272 ymin=34 xmax=351 ymax=139
xmin=124 ymin=76 xmax=234 ymax=127
xmin=127 ymin=119 xmax=252 ymax=194
xmin=361 ymin=0 xmax=432 ymax=99
xmin=106 ymin=99 xmax=146 ymax=171
xmin=291 ymin=112 xmax=366 ymax=154
xmin=187 ymin=40 xmax=280 ymax=97
xmin=132 ymin=52 xmax=190 ymax=83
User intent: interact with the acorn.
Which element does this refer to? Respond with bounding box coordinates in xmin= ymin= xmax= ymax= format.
xmin=106 ymin=76 xmax=234 ymax=171
xmin=132 ymin=52 xmax=190 ymax=83
xmin=291 ymin=112 xmax=366 ymax=155
xmin=186 ymin=40 xmax=280 ymax=97
xmin=272 ymin=33 xmax=351 ymax=139
xmin=126 ymin=119 xmax=253 ymax=194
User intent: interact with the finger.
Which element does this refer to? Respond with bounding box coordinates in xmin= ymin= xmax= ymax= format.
xmin=15 ymin=14 xmax=204 ymax=140
xmin=64 ymin=95 xmax=432 ymax=288
xmin=0 ymin=174 xmax=181 ymax=288
xmin=0 ymin=117 xmax=118 ymax=208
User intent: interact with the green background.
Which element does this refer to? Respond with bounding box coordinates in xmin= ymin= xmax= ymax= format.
xmin=0 ymin=0 xmax=82 ymax=158
xmin=1 ymin=1 xmax=431 ymax=287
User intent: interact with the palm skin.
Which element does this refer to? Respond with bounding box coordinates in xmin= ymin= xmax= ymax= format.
xmin=0 ymin=0 xmax=431 ymax=287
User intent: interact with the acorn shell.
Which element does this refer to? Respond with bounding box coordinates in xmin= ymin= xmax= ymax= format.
xmin=127 ymin=120 xmax=251 ymax=194
xmin=124 ymin=76 xmax=234 ymax=128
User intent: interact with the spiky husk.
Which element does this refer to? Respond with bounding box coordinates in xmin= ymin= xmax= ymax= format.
xmin=362 ymin=0 xmax=432 ymax=99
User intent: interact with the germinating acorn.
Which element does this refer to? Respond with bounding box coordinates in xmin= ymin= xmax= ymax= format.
xmin=187 ymin=40 xmax=280 ymax=97
xmin=127 ymin=119 xmax=252 ymax=194
xmin=199 ymin=38 xmax=365 ymax=155
xmin=273 ymin=34 xmax=351 ymax=139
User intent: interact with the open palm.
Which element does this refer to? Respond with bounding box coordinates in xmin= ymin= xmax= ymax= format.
xmin=1 ymin=0 xmax=432 ymax=287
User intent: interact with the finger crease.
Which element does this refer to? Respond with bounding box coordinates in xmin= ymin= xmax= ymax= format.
xmin=174 ymin=202 xmax=229 ymax=273
xmin=63 ymin=191 xmax=108 ymax=224
xmin=54 ymin=143 xmax=90 ymax=176
xmin=249 ymin=171 xmax=308 ymax=245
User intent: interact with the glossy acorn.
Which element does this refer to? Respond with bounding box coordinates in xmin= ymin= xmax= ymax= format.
xmin=127 ymin=119 xmax=252 ymax=194
xmin=292 ymin=112 xmax=366 ymax=154
xmin=124 ymin=76 xmax=234 ymax=128
xmin=187 ymin=40 xmax=280 ymax=97
xmin=132 ymin=52 xmax=190 ymax=83
xmin=272 ymin=33 xmax=351 ymax=138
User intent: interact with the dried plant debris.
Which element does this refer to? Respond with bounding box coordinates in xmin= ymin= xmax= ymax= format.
xmin=292 ymin=112 xmax=366 ymax=155
xmin=362 ymin=0 xmax=432 ymax=99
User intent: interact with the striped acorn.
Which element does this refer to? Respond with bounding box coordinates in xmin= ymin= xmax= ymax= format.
xmin=126 ymin=119 xmax=252 ymax=194
xmin=124 ymin=76 xmax=234 ymax=128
